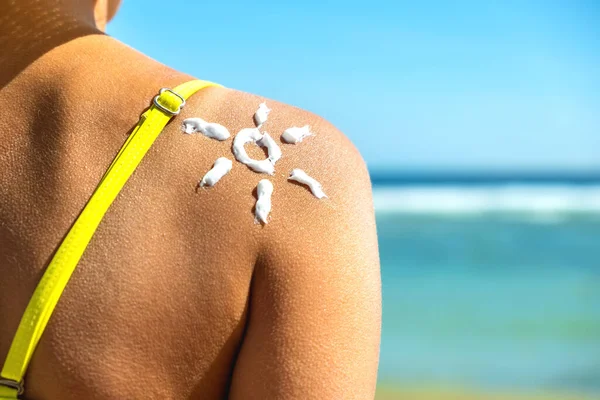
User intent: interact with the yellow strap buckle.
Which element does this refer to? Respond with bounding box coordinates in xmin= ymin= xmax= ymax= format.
xmin=152 ymin=87 xmax=186 ymax=115
xmin=0 ymin=378 xmax=24 ymax=396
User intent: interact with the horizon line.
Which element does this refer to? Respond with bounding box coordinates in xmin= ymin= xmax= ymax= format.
xmin=369 ymin=169 xmax=600 ymax=186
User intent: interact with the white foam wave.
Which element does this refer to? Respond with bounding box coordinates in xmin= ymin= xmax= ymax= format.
xmin=373 ymin=185 xmax=600 ymax=215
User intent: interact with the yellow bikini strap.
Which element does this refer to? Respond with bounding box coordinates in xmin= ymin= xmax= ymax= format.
xmin=0 ymin=79 xmax=221 ymax=399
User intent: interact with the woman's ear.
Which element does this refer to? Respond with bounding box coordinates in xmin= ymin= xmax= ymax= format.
xmin=106 ymin=0 xmax=122 ymax=22
xmin=94 ymin=0 xmax=122 ymax=31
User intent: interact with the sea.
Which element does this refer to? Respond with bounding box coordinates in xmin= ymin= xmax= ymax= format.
xmin=372 ymin=171 xmax=600 ymax=396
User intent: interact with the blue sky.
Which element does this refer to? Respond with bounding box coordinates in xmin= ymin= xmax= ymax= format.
xmin=108 ymin=0 xmax=600 ymax=171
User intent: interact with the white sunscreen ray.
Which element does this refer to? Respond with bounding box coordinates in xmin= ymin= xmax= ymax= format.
xmin=254 ymin=102 xmax=271 ymax=127
xmin=232 ymin=128 xmax=275 ymax=175
xmin=200 ymin=157 xmax=233 ymax=187
xmin=257 ymin=132 xmax=282 ymax=164
xmin=288 ymin=169 xmax=327 ymax=199
xmin=182 ymin=117 xmax=231 ymax=141
xmin=255 ymin=179 xmax=274 ymax=224
xmin=281 ymin=125 xmax=312 ymax=144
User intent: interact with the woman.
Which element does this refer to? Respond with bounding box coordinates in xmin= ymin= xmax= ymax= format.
xmin=0 ymin=1 xmax=381 ymax=398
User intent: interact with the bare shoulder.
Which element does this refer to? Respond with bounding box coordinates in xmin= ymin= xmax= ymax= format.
xmin=157 ymin=81 xmax=380 ymax=287
xmin=123 ymin=71 xmax=381 ymax=396
xmin=167 ymin=84 xmax=380 ymax=282
xmin=178 ymin=85 xmax=375 ymax=228
xmin=191 ymin=88 xmax=382 ymax=398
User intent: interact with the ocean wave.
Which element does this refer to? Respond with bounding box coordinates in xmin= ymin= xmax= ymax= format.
xmin=372 ymin=185 xmax=600 ymax=215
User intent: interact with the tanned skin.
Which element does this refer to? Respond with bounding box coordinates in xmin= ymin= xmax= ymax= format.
xmin=0 ymin=1 xmax=381 ymax=399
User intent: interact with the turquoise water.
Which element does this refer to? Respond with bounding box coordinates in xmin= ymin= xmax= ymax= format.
xmin=377 ymin=211 xmax=600 ymax=394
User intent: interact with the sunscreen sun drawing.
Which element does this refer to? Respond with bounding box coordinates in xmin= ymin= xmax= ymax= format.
xmin=184 ymin=103 xmax=326 ymax=225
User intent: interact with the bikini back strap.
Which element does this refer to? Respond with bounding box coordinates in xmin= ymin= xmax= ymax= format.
xmin=0 ymin=79 xmax=221 ymax=399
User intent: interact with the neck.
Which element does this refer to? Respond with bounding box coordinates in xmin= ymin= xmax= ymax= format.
xmin=0 ymin=0 xmax=102 ymax=89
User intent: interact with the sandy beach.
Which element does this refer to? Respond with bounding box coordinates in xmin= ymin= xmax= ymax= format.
xmin=375 ymin=386 xmax=598 ymax=400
